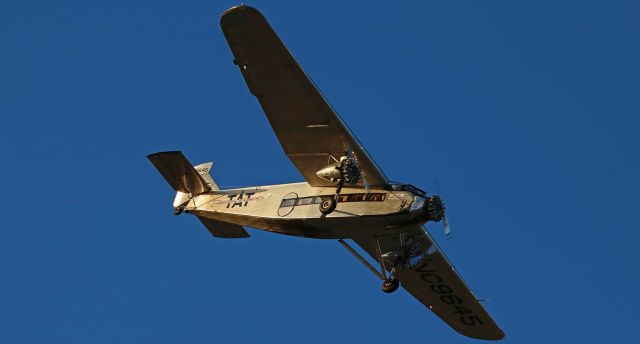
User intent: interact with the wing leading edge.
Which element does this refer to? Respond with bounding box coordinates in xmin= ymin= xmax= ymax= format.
xmin=220 ymin=5 xmax=388 ymax=187
xmin=352 ymin=227 xmax=505 ymax=340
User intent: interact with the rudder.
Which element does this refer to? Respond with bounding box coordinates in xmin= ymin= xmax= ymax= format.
xmin=193 ymin=162 xmax=220 ymax=191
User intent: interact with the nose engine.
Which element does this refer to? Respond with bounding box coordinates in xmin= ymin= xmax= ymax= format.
xmin=424 ymin=195 xmax=445 ymax=222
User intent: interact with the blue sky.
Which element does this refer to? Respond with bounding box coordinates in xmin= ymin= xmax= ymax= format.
xmin=1 ymin=0 xmax=638 ymax=343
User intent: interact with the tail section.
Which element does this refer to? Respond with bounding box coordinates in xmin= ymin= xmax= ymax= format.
xmin=148 ymin=151 xmax=251 ymax=238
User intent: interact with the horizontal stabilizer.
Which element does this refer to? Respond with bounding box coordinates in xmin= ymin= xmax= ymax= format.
xmin=197 ymin=217 xmax=250 ymax=238
xmin=147 ymin=151 xmax=211 ymax=196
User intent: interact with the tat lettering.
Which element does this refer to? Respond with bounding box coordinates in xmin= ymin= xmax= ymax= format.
xmin=226 ymin=192 xmax=256 ymax=208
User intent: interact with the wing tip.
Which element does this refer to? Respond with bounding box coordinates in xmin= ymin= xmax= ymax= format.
xmin=221 ymin=4 xmax=264 ymax=26
xmin=461 ymin=327 xmax=505 ymax=341
xmin=485 ymin=330 xmax=505 ymax=341
xmin=146 ymin=150 xmax=182 ymax=160
xmin=223 ymin=4 xmax=257 ymax=15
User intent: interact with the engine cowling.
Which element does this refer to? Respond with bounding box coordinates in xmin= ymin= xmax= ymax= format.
xmin=315 ymin=163 xmax=342 ymax=183
xmin=315 ymin=155 xmax=362 ymax=185
xmin=425 ymin=195 xmax=445 ymax=222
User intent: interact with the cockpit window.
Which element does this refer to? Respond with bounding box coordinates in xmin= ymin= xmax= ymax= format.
xmin=403 ymin=184 xmax=426 ymax=196
xmin=384 ymin=183 xmax=427 ymax=196
xmin=384 ymin=183 xmax=404 ymax=191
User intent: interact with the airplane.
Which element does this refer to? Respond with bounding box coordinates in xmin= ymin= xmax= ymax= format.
xmin=148 ymin=5 xmax=504 ymax=341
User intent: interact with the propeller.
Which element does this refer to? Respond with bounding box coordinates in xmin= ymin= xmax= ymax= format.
xmin=342 ymin=149 xmax=363 ymax=186
xmin=345 ymin=149 xmax=371 ymax=216
xmin=443 ymin=212 xmax=452 ymax=238
xmin=435 ymin=178 xmax=452 ymax=239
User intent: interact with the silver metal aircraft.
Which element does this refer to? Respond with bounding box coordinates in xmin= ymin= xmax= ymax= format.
xmin=148 ymin=5 xmax=504 ymax=340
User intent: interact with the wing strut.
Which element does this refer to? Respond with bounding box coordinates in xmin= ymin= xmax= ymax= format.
xmin=338 ymin=239 xmax=383 ymax=280
xmin=375 ymin=238 xmax=388 ymax=280
xmin=339 ymin=238 xmax=401 ymax=293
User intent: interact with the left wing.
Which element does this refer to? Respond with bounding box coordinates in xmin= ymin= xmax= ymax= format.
xmin=220 ymin=5 xmax=387 ymax=187
xmin=352 ymin=227 xmax=504 ymax=340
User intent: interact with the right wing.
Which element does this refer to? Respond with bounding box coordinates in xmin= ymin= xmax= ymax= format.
xmin=352 ymin=227 xmax=505 ymax=340
xmin=220 ymin=5 xmax=388 ymax=188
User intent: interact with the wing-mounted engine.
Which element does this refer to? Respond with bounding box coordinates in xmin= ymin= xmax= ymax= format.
xmin=313 ymin=153 xmax=363 ymax=215
xmin=382 ymin=237 xmax=437 ymax=271
xmin=315 ymin=153 xmax=362 ymax=185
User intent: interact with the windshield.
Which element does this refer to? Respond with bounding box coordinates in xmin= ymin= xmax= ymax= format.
xmin=384 ymin=183 xmax=427 ymax=196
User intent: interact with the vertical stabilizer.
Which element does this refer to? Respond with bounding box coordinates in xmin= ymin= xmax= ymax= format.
xmin=194 ymin=162 xmax=220 ymax=190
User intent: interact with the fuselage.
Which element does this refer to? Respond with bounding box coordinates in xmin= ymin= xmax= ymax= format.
xmin=185 ymin=182 xmax=433 ymax=239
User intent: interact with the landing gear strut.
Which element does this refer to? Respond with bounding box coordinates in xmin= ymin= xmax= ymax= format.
xmin=316 ymin=154 xmax=360 ymax=215
xmin=376 ymin=237 xmax=401 ymax=294
xmin=319 ymin=179 xmax=344 ymax=215
xmin=337 ymin=238 xmax=401 ymax=294
xmin=338 ymin=235 xmax=431 ymax=295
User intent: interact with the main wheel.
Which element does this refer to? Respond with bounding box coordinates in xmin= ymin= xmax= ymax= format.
xmin=381 ymin=278 xmax=400 ymax=293
xmin=319 ymin=197 xmax=337 ymax=214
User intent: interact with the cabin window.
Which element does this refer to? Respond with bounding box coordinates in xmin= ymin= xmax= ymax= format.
xmin=297 ymin=197 xmax=314 ymax=206
xmin=281 ymin=198 xmax=296 ymax=207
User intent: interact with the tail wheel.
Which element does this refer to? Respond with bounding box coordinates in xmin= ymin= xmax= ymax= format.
xmin=319 ymin=197 xmax=337 ymax=214
xmin=381 ymin=278 xmax=400 ymax=293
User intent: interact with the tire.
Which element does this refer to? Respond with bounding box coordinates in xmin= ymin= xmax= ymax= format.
xmin=381 ymin=279 xmax=400 ymax=293
xmin=319 ymin=197 xmax=337 ymax=214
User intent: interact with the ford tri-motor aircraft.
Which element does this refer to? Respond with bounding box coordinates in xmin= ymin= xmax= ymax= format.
xmin=148 ymin=5 xmax=504 ymax=340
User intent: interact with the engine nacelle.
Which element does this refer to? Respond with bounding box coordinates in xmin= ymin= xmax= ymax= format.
xmin=425 ymin=195 xmax=445 ymax=222
xmin=315 ymin=155 xmax=362 ymax=185
xmin=316 ymin=163 xmax=342 ymax=183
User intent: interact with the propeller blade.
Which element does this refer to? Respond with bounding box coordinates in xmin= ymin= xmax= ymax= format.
xmin=348 ymin=150 xmax=367 ymax=190
xmin=443 ymin=214 xmax=452 ymax=238
xmin=435 ymin=177 xmax=452 ymax=238
xmin=361 ymin=171 xmax=370 ymax=190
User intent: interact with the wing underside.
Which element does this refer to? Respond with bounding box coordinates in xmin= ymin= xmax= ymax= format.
xmin=352 ymin=227 xmax=504 ymax=340
xmin=220 ymin=6 xmax=501 ymax=339
xmin=220 ymin=5 xmax=387 ymax=187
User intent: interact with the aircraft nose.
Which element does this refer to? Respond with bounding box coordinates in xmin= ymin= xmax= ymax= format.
xmin=424 ymin=195 xmax=445 ymax=222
